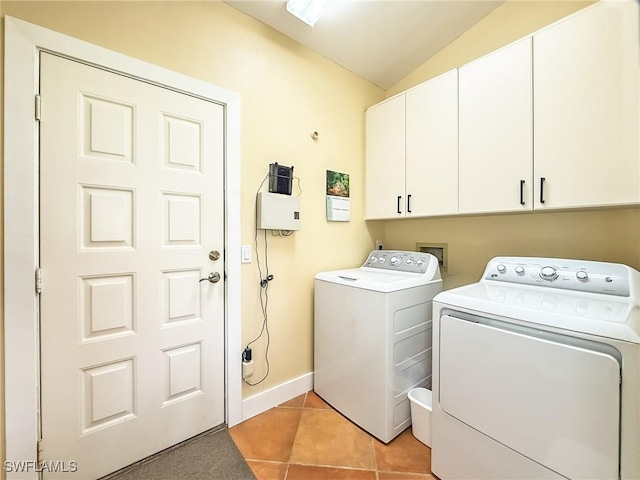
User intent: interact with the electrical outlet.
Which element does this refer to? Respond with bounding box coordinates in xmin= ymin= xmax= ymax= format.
xmin=242 ymin=360 xmax=254 ymax=379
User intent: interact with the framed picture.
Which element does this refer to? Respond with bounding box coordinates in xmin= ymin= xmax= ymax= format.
xmin=326 ymin=170 xmax=350 ymax=222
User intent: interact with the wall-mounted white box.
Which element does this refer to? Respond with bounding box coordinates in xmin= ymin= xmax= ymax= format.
xmin=257 ymin=192 xmax=301 ymax=231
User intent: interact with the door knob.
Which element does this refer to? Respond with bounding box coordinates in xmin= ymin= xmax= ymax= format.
xmin=209 ymin=250 xmax=221 ymax=261
xmin=200 ymin=272 xmax=221 ymax=283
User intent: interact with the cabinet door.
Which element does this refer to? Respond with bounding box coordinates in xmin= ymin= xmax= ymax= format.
xmin=406 ymin=69 xmax=458 ymax=217
xmin=365 ymin=95 xmax=406 ymax=219
xmin=533 ymin=1 xmax=639 ymax=209
xmin=458 ymin=38 xmax=533 ymax=214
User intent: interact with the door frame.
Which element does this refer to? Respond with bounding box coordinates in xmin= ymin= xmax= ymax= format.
xmin=4 ymin=16 xmax=242 ymax=474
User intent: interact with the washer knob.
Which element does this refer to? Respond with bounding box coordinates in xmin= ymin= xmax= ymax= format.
xmin=540 ymin=266 xmax=558 ymax=281
xmin=515 ymin=266 xmax=525 ymax=275
xmin=390 ymin=256 xmax=399 ymax=266
xmin=576 ymin=271 xmax=589 ymax=281
xmin=497 ymin=264 xmax=507 ymax=274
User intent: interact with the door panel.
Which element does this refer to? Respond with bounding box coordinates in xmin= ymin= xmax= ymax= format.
xmin=365 ymin=95 xmax=406 ymax=219
xmin=405 ymin=69 xmax=458 ymax=217
xmin=40 ymin=52 xmax=225 ymax=478
xmin=533 ymin=1 xmax=639 ymax=209
xmin=458 ymin=38 xmax=532 ymax=214
xmin=439 ymin=314 xmax=620 ymax=480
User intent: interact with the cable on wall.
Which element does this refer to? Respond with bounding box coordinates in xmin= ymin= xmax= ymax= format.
xmin=244 ymin=171 xmax=302 ymax=385
xmin=244 ymin=173 xmax=273 ymax=386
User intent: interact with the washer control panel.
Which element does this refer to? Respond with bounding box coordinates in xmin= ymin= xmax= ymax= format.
xmin=363 ymin=250 xmax=436 ymax=274
xmin=484 ymin=257 xmax=631 ymax=297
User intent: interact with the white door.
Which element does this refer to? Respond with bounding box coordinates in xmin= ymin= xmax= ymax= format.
xmin=39 ymin=52 xmax=225 ymax=479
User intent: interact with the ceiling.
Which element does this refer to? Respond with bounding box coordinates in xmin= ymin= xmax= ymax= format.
xmin=224 ymin=0 xmax=504 ymax=90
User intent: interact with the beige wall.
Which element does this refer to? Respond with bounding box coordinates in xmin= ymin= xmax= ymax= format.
xmin=1 ymin=0 xmax=638 ymax=473
xmin=380 ymin=0 xmax=640 ymax=287
xmin=0 ymin=0 xmax=384 ymax=466
xmin=386 ymin=0 xmax=595 ymax=97
xmin=385 ymin=207 xmax=640 ymax=290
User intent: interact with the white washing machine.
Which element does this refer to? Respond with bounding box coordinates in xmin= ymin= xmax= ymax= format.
xmin=314 ymin=250 xmax=442 ymax=443
xmin=432 ymin=256 xmax=640 ymax=480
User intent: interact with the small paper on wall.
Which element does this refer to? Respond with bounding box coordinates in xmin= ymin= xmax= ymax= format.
xmin=326 ymin=170 xmax=350 ymax=222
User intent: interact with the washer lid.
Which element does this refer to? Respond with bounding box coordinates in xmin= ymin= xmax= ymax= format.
xmin=315 ymin=268 xmax=441 ymax=293
xmin=435 ymin=282 xmax=640 ymax=343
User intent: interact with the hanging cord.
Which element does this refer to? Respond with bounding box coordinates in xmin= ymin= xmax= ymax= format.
xmin=294 ymin=175 xmax=303 ymax=196
xmin=245 ymin=174 xmax=272 ymax=386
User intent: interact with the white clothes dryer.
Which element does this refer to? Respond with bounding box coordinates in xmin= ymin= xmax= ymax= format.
xmin=432 ymin=256 xmax=640 ymax=480
xmin=314 ymin=250 xmax=442 ymax=443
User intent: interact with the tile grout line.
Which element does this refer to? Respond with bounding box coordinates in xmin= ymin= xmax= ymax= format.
xmin=372 ymin=434 xmax=381 ymax=480
xmin=283 ymin=391 xmax=307 ymax=480
xmin=287 ymin=460 xmax=378 ymax=471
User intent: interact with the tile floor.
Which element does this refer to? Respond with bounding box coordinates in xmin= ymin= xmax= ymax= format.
xmin=229 ymin=391 xmax=434 ymax=480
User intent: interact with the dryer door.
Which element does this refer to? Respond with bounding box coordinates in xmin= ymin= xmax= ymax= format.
xmin=439 ymin=314 xmax=621 ymax=480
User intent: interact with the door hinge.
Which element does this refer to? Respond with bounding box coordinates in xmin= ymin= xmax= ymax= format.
xmin=35 ymin=268 xmax=42 ymax=294
xmin=35 ymin=94 xmax=42 ymax=122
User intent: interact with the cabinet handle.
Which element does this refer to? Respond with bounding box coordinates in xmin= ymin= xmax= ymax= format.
xmin=397 ymin=196 xmax=402 ymax=214
xmin=520 ymin=180 xmax=525 ymax=206
xmin=407 ymin=194 xmax=412 ymax=213
xmin=540 ymin=177 xmax=546 ymax=204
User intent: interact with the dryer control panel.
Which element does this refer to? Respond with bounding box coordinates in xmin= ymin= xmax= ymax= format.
xmin=484 ymin=256 xmax=635 ymax=297
xmin=363 ymin=250 xmax=437 ymax=275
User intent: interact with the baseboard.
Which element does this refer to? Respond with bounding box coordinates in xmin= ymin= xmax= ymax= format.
xmin=241 ymin=372 xmax=314 ymax=422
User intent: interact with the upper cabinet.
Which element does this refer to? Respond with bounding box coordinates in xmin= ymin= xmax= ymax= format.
xmin=533 ymin=1 xmax=639 ymax=209
xmin=406 ymin=69 xmax=459 ymax=217
xmin=365 ymin=70 xmax=458 ymax=220
xmin=364 ymin=1 xmax=639 ymax=220
xmin=458 ymin=38 xmax=532 ymax=214
xmin=365 ymin=94 xmax=406 ymax=220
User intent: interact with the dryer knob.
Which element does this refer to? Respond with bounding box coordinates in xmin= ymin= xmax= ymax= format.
xmin=540 ymin=266 xmax=558 ymax=281
xmin=576 ymin=271 xmax=589 ymax=281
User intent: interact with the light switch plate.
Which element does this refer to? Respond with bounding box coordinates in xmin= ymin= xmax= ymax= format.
xmin=241 ymin=245 xmax=252 ymax=264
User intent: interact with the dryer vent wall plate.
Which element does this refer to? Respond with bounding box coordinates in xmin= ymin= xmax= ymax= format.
xmin=257 ymin=192 xmax=301 ymax=231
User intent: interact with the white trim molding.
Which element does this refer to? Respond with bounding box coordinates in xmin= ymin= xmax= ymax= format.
xmin=241 ymin=372 xmax=314 ymax=421
xmin=3 ymin=17 xmax=242 ymax=477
